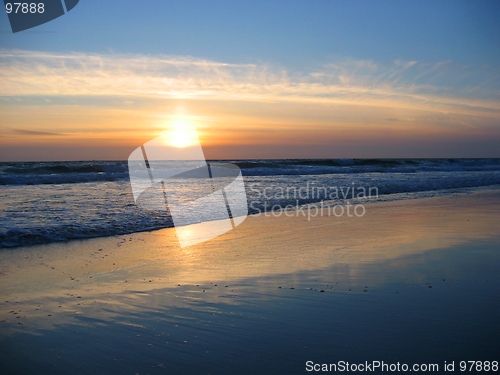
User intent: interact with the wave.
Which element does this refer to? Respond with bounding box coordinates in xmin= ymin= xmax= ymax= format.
xmin=1 ymin=164 xmax=500 ymax=248
xmin=0 ymin=220 xmax=174 ymax=249
xmin=1 ymin=159 xmax=500 ymax=186
xmin=0 ymin=161 xmax=129 ymax=185
xmin=234 ymin=158 xmax=500 ymax=176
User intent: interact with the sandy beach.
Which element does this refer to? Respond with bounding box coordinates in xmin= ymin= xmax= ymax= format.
xmin=1 ymin=191 xmax=499 ymax=374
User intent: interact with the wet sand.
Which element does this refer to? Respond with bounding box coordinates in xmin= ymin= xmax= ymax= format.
xmin=0 ymin=191 xmax=499 ymax=374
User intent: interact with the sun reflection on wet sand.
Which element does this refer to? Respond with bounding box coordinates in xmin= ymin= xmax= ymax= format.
xmin=0 ymin=191 xmax=499 ymax=374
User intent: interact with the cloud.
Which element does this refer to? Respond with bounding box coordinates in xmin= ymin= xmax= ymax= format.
xmin=386 ymin=118 xmax=415 ymax=122
xmin=0 ymin=49 xmax=499 ymax=118
xmin=10 ymin=128 xmax=65 ymax=135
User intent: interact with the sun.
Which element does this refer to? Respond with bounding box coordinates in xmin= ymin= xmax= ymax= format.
xmin=165 ymin=120 xmax=199 ymax=148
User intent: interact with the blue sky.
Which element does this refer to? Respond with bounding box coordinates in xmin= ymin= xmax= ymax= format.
xmin=1 ymin=0 xmax=499 ymax=160
xmin=2 ymin=1 xmax=499 ymax=67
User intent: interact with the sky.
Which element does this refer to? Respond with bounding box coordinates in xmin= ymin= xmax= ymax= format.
xmin=0 ymin=0 xmax=499 ymax=161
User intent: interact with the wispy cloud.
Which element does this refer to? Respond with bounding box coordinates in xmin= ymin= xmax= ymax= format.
xmin=10 ymin=128 xmax=65 ymax=135
xmin=386 ymin=117 xmax=415 ymax=122
xmin=0 ymin=49 xmax=499 ymax=118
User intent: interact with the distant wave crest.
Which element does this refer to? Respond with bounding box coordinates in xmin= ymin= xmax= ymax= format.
xmin=1 ymin=159 xmax=499 ymax=185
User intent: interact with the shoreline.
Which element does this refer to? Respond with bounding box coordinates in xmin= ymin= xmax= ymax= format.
xmin=1 ymin=189 xmax=499 ymax=293
xmin=2 ymin=184 xmax=499 ymax=251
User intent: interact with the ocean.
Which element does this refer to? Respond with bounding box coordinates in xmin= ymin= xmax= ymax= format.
xmin=1 ymin=158 xmax=500 ymax=248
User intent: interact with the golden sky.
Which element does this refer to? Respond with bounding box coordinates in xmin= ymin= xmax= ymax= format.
xmin=1 ymin=50 xmax=499 ymax=160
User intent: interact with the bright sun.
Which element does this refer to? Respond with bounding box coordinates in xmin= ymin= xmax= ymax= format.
xmin=165 ymin=120 xmax=199 ymax=148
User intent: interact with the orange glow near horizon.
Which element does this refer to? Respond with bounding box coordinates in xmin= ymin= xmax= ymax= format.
xmin=1 ymin=98 xmax=500 ymax=161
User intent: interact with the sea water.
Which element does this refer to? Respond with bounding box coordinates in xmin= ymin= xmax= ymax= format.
xmin=1 ymin=159 xmax=500 ymax=248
